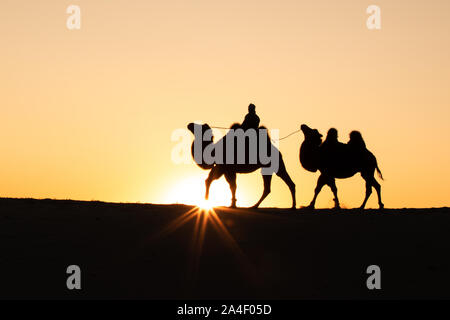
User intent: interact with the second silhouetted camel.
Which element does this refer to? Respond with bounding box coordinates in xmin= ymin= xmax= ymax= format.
xmin=299 ymin=124 xmax=384 ymax=209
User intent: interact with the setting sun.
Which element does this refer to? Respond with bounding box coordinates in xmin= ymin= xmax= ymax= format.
xmin=164 ymin=176 xmax=240 ymax=208
xmin=196 ymin=199 xmax=214 ymax=211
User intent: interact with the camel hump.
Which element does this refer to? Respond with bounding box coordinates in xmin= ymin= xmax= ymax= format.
xmin=230 ymin=123 xmax=241 ymax=130
xmin=348 ymin=130 xmax=366 ymax=149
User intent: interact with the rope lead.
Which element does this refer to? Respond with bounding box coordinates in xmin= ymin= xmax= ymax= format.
xmin=209 ymin=126 xmax=301 ymax=142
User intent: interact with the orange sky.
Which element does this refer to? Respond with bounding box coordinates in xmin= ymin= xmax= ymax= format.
xmin=1 ymin=0 xmax=449 ymax=208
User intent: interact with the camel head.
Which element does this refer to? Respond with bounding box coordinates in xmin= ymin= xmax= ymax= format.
xmin=299 ymin=124 xmax=322 ymax=173
xmin=187 ymin=122 xmax=214 ymax=142
xmin=300 ymin=124 xmax=322 ymax=146
xmin=187 ymin=122 xmax=215 ymax=170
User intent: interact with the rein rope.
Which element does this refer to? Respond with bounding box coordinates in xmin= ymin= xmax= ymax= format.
xmin=209 ymin=126 xmax=302 ymax=142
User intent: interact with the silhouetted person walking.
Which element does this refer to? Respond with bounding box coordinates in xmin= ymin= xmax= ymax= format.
xmin=241 ymin=103 xmax=260 ymax=131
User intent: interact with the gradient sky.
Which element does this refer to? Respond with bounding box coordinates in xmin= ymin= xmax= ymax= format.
xmin=1 ymin=0 xmax=449 ymax=208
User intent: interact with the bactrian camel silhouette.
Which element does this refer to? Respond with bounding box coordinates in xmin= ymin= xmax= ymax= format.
xmin=187 ymin=123 xmax=296 ymax=209
xmin=299 ymin=124 xmax=384 ymax=209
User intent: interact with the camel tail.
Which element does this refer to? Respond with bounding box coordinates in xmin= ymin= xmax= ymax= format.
xmin=376 ymin=162 xmax=384 ymax=180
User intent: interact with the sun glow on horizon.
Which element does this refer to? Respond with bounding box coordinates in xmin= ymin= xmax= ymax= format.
xmin=196 ymin=199 xmax=215 ymax=210
xmin=164 ymin=176 xmax=241 ymax=208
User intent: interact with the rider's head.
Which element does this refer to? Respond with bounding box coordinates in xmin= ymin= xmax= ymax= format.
xmin=248 ymin=103 xmax=256 ymax=113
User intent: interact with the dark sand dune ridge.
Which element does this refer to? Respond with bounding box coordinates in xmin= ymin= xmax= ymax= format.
xmin=1 ymin=198 xmax=449 ymax=299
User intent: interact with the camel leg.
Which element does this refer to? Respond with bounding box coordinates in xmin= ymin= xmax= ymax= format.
xmin=360 ymin=175 xmax=373 ymax=209
xmin=371 ymin=177 xmax=384 ymax=209
xmin=276 ymin=160 xmax=296 ymax=209
xmin=327 ymin=178 xmax=340 ymax=209
xmin=308 ymin=174 xmax=326 ymax=209
xmin=252 ymin=174 xmax=272 ymax=208
xmin=205 ymin=166 xmax=224 ymax=200
xmin=224 ymin=171 xmax=237 ymax=208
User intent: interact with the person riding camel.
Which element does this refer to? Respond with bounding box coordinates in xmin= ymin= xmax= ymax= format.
xmin=241 ymin=103 xmax=260 ymax=131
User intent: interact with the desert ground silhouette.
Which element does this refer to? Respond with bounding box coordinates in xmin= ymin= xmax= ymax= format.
xmin=1 ymin=198 xmax=450 ymax=299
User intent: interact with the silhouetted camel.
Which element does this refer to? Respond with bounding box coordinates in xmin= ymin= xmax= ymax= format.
xmin=187 ymin=123 xmax=296 ymax=209
xmin=299 ymin=124 xmax=384 ymax=209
